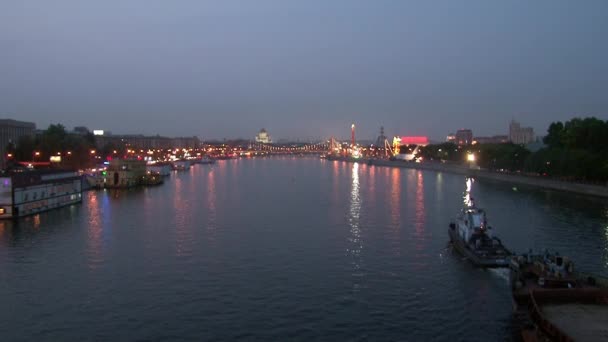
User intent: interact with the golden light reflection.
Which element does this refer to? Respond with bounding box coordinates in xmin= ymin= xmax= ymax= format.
xmin=33 ymin=214 xmax=41 ymax=229
xmin=389 ymin=168 xmax=401 ymax=253
xmin=173 ymin=176 xmax=194 ymax=258
xmin=348 ymin=163 xmax=363 ymax=291
xmin=414 ymin=171 xmax=425 ymax=240
xmin=0 ymin=220 xmax=9 ymax=243
xmin=368 ymin=164 xmax=376 ymax=205
xmin=87 ymin=192 xmax=103 ymax=270
xmin=207 ymin=170 xmax=217 ymax=240
xmin=436 ymin=173 xmax=443 ymax=202
xmin=328 ymin=159 xmax=341 ymax=225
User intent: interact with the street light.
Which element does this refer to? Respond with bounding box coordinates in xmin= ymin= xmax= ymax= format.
xmin=90 ymin=150 xmax=96 ymax=155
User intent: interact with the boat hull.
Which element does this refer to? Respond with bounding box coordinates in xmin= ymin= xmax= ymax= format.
xmin=448 ymin=226 xmax=510 ymax=268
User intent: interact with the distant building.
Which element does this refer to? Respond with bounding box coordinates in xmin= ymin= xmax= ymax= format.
xmin=103 ymin=159 xmax=147 ymax=188
xmin=446 ymin=134 xmax=456 ymax=143
xmin=375 ymin=126 xmax=387 ymax=146
xmin=255 ymin=128 xmax=272 ymax=144
xmin=73 ymin=126 xmax=90 ymax=135
xmin=0 ymin=119 xmax=36 ymax=168
xmin=473 ymin=135 xmax=509 ymax=144
xmin=509 ymin=120 xmax=535 ymax=144
xmin=455 ymin=129 xmax=473 ymax=145
xmin=170 ymin=136 xmax=200 ymax=149
xmin=95 ymin=134 xmax=200 ymax=151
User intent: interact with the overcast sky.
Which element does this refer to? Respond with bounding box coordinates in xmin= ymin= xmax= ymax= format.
xmin=1 ymin=1 xmax=607 ymax=141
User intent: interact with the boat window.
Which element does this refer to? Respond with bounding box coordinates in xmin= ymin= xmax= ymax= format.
xmin=471 ymin=214 xmax=483 ymax=228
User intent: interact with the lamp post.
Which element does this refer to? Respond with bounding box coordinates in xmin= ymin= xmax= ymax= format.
xmin=466 ymin=152 xmax=477 ymax=169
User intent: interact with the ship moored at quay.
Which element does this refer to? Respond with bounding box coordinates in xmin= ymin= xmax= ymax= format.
xmin=444 ymin=178 xmax=608 ymax=341
xmin=509 ymin=251 xmax=608 ymax=341
xmin=0 ymin=169 xmax=82 ymax=219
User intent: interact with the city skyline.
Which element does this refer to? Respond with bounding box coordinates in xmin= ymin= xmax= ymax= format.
xmin=0 ymin=117 xmax=542 ymax=144
xmin=2 ymin=1 xmax=607 ymax=140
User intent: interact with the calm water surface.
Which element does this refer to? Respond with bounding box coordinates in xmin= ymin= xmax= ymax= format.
xmin=1 ymin=157 xmax=607 ymax=341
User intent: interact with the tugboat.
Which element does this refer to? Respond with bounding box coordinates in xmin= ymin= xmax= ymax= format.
xmin=448 ymin=200 xmax=511 ymax=268
xmin=509 ymin=251 xmax=608 ymax=341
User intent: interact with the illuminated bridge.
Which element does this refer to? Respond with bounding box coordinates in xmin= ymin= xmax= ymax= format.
xmin=248 ymin=141 xmax=330 ymax=154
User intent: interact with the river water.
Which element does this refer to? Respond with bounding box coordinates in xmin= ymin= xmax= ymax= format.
xmin=1 ymin=157 xmax=607 ymax=341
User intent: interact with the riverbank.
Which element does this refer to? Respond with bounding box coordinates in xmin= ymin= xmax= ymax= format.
xmin=329 ymin=157 xmax=608 ymax=198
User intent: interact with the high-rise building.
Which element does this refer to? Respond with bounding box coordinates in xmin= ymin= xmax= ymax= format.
xmin=0 ymin=119 xmax=36 ymax=168
xmin=455 ymin=129 xmax=473 ymax=145
xmin=509 ymin=120 xmax=535 ymax=144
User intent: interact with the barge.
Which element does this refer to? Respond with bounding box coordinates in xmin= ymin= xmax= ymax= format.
xmin=510 ymin=251 xmax=608 ymax=341
xmin=0 ymin=169 xmax=82 ymax=219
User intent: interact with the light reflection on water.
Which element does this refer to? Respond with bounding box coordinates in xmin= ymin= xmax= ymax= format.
xmin=348 ymin=162 xmax=363 ymax=291
xmin=173 ymin=174 xmax=194 ymax=258
xmin=389 ymin=167 xmax=401 ymax=256
xmin=207 ymin=169 xmax=217 ymax=236
xmin=87 ymin=192 xmax=103 ymax=270
xmin=0 ymin=157 xmax=607 ymax=341
xmin=414 ymin=171 xmax=425 ymax=240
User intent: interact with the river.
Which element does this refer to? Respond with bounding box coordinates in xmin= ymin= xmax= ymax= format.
xmin=1 ymin=157 xmax=607 ymax=341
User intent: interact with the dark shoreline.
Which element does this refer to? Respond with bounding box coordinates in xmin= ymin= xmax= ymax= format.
xmin=327 ymin=157 xmax=608 ymax=199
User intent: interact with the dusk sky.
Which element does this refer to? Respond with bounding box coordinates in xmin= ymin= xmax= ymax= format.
xmin=1 ymin=1 xmax=607 ymax=141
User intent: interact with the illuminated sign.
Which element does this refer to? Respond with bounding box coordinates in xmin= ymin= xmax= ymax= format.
xmin=50 ymin=156 xmax=62 ymax=163
xmin=400 ymin=136 xmax=429 ymax=146
xmin=93 ymin=130 xmax=104 ymax=136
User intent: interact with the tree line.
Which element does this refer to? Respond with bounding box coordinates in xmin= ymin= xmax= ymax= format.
xmin=7 ymin=124 xmax=97 ymax=169
xmin=419 ymin=117 xmax=608 ymax=183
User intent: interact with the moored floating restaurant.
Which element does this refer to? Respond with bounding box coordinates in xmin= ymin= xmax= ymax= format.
xmin=103 ymin=159 xmax=147 ymax=188
xmin=0 ymin=169 xmax=82 ymax=219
